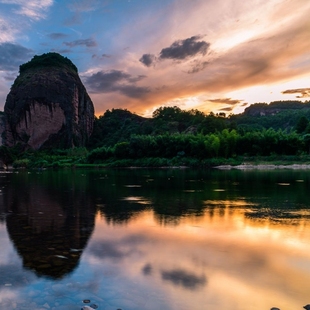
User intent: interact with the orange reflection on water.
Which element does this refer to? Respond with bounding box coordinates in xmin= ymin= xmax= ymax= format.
xmin=88 ymin=200 xmax=310 ymax=310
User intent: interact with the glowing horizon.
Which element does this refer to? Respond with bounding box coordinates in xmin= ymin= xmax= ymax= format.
xmin=0 ymin=0 xmax=309 ymax=117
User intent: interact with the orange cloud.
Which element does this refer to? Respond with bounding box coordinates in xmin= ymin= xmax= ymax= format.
xmin=282 ymin=88 xmax=310 ymax=98
xmin=85 ymin=0 xmax=310 ymax=116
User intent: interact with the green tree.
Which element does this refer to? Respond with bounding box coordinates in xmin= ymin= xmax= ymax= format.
xmin=295 ymin=116 xmax=309 ymax=134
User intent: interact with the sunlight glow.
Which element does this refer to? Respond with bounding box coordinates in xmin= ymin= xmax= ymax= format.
xmin=213 ymin=29 xmax=258 ymax=52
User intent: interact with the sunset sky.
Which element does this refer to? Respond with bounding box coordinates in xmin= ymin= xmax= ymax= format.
xmin=0 ymin=0 xmax=309 ymax=116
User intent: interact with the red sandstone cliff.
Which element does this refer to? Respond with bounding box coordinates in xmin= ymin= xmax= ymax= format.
xmin=3 ymin=53 xmax=94 ymax=150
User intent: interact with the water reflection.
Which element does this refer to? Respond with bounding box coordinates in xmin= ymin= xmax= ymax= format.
xmin=161 ymin=268 xmax=207 ymax=290
xmin=0 ymin=169 xmax=310 ymax=309
xmin=3 ymin=171 xmax=96 ymax=279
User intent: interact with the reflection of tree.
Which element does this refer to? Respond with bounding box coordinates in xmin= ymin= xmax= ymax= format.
xmin=92 ymin=168 xmax=310 ymax=228
xmin=93 ymin=169 xmax=207 ymax=225
xmin=4 ymin=172 xmax=96 ymax=279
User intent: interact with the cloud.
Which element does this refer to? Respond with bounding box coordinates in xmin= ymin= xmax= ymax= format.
xmin=64 ymin=14 xmax=81 ymax=26
xmin=142 ymin=263 xmax=153 ymax=276
xmin=0 ymin=0 xmax=54 ymax=20
xmin=67 ymin=0 xmax=101 ymax=13
xmin=159 ymin=36 xmax=210 ymax=60
xmin=0 ymin=43 xmax=33 ymax=71
xmin=64 ymin=38 xmax=97 ymax=48
xmin=282 ymin=88 xmax=310 ymax=98
xmin=139 ymin=36 xmax=210 ymax=68
xmin=85 ymin=70 xmax=133 ymax=91
xmin=92 ymin=54 xmax=111 ymax=60
xmin=187 ymin=60 xmax=209 ymax=74
xmin=85 ymin=70 xmax=150 ymax=98
xmin=50 ymin=48 xmax=71 ymax=54
xmin=219 ymin=107 xmax=233 ymax=112
xmin=65 ymin=0 xmax=105 ymax=26
xmin=161 ymin=268 xmax=207 ymax=290
xmin=208 ymin=98 xmax=243 ymax=105
xmin=3 ymin=72 xmax=17 ymax=81
xmin=48 ymin=32 xmax=68 ymax=40
xmin=139 ymin=54 xmax=157 ymax=67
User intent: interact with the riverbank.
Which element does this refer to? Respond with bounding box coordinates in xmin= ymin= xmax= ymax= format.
xmin=6 ymin=152 xmax=310 ymax=170
xmin=215 ymin=163 xmax=310 ymax=170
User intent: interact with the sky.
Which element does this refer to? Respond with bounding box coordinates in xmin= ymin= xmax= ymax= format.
xmin=0 ymin=0 xmax=310 ymax=117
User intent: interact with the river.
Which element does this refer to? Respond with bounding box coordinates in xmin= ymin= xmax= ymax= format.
xmin=0 ymin=168 xmax=309 ymax=310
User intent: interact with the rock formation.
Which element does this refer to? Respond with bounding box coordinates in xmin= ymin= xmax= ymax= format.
xmin=3 ymin=52 xmax=94 ymax=150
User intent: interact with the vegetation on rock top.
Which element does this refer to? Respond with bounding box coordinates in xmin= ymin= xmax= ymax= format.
xmin=19 ymin=52 xmax=78 ymax=74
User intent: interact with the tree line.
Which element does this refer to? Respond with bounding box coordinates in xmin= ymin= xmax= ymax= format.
xmin=2 ymin=101 xmax=310 ymax=168
xmin=87 ymin=128 xmax=304 ymax=164
xmin=87 ymin=102 xmax=310 ymax=164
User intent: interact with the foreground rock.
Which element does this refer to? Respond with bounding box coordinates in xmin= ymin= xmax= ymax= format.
xmin=3 ymin=52 xmax=94 ymax=150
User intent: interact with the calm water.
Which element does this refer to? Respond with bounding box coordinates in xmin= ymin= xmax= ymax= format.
xmin=0 ymin=168 xmax=310 ymax=310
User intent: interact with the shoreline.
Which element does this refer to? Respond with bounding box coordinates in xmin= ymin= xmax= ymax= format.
xmin=214 ymin=164 xmax=310 ymax=170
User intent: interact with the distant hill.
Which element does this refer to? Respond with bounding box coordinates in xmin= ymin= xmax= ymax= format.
xmin=230 ymin=100 xmax=310 ymax=131
xmin=243 ymin=101 xmax=310 ymax=116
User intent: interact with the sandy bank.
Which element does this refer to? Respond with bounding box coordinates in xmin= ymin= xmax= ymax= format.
xmin=214 ymin=164 xmax=310 ymax=170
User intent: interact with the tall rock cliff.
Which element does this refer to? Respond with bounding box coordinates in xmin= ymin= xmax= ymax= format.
xmin=3 ymin=53 xmax=94 ymax=150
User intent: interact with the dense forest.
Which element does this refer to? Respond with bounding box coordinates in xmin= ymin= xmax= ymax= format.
xmin=3 ymin=100 xmax=310 ymax=168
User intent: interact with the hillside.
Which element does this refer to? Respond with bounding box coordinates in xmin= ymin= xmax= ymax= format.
xmin=88 ymin=101 xmax=310 ymax=149
xmin=230 ymin=100 xmax=310 ymax=131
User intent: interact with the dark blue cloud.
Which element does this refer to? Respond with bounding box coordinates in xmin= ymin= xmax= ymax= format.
xmin=159 ymin=36 xmax=210 ymax=60
xmin=139 ymin=54 xmax=157 ymax=67
xmin=85 ymin=70 xmax=149 ymax=98
xmin=64 ymin=38 xmax=97 ymax=48
xmin=0 ymin=43 xmax=33 ymax=71
xmin=48 ymin=33 xmax=69 ymax=40
xmin=140 ymin=36 xmax=210 ymax=71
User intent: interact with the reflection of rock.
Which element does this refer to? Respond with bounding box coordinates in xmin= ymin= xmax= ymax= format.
xmin=4 ymin=179 xmax=96 ymax=279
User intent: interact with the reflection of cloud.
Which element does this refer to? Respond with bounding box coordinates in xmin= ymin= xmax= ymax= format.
xmin=0 ymin=264 xmax=35 ymax=287
xmin=161 ymin=268 xmax=207 ymax=290
xmin=245 ymin=209 xmax=308 ymax=221
xmin=204 ymin=200 xmax=257 ymax=207
xmin=121 ymin=196 xmax=152 ymax=205
xmin=282 ymin=88 xmax=310 ymax=98
xmin=88 ymin=241 xmax=126 ymax=260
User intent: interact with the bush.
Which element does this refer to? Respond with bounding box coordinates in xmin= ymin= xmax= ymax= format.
xmin=12 ymin=159 xmax=30 ymax=168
